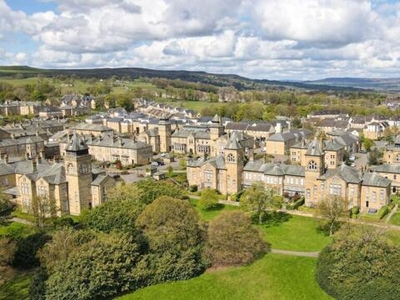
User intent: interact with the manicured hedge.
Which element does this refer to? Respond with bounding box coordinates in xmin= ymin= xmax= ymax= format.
xmin=286 ymin=198 xmax=305 ymax=210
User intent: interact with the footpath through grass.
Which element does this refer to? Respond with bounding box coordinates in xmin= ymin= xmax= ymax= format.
xmin=117 ymin=253 xmax=331 ymax=300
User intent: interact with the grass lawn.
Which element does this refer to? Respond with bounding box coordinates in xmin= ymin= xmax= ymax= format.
xmin=117 ymin=253 xmax=331 ymax=300
xmin=389 ymin=212 xmax=400 ymax=226
xmin=261 ymin=214 xmax=332 ymax=252
xmin=190 ymin=199 xmax=241 ymax=221
xmin=0 ymin=272 xmax=31 ymax=300
xmin=0 ymin=222 xmax=34 ymax=238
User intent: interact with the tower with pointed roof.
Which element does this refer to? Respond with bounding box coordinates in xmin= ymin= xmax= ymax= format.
xmin=210 ymin=114 xmax=224 ymax=140
xmin=304 ymin=138 xmax=325 ymax=206
xmin=64 ymin=132 xmax=92 ymax=215
xmin=224 ymin=133 xmax=244 ymax=194
xmin=158 ymin=114 xmax=171 ymax=153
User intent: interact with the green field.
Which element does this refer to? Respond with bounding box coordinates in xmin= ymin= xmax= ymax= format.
xmin=389 ymin=212 xmax=400 ymax=226
xmin=261 ymin=214 xmax=332 ymax=251
xmin=117 ymin=253 xmax=331 ymax=300
xmin=0 ymin=221 xmax=34 ymax=238
xmin=190 ymin=199 xmax=241 ymax=221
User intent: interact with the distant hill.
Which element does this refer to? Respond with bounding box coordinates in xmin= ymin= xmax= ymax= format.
xmin=0 ymin=65 xmax=379 ymax=92
xmin=304 ymin=77 xmax=400 ymax=92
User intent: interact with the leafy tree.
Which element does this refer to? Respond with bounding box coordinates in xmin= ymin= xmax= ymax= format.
xmin=136 ymin=196 xmax=204 ymax=253
xmin=363 ymin=138 xmax=374 ymax=152
xmin=12 ymin=232 xmax=50 ymax=270
xmin=368 ymin=148 xmax=383 ymax=165
xmin=135 ymin=196 xmax=206 ymax=282
xmin=44 ymin=232 xmax=142 ymax=300
xmin=0 ymin=238 xmax=17 ymax=283
xmin=82 ymin=199 xmax=144 ymax=233
xmin=30 ymin=196 xmax=57 ymax=230
xmin=134 ymin=179 xmax=185 ymax=203
xmin=315 ymin=196 xmax=349 ymax=236
xmin=37 ymin=228 xmax=96 ymax=273
xmin=316 ymin=226 xmax=400 ymax=300
xmin=240 ymin=182 xmax=282 ymax=224
xmin=206 ymin=211 xmax=268 ymax=267
xmin=0 ymin=193 xmax=14 ymax=217
xmin=198 ymin=188 xmax=219 ymax=211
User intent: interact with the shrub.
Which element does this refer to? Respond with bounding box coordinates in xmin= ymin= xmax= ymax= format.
xmin=378 ymin=206 xmax=389 ymax=219
xmin=286 ymin=198 xmax=305 ymax=210
xmin=189 ymin=185 xmax=198 ymax=192
xmin=388 ymin=201 xmax=396 ymax=210
xmin=350 ymin=206 xmax=360 ymax=218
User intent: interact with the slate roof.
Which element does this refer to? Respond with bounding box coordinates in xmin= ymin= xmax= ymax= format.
xmin=306 ymin=138 xmax=324 ymax=156
xmin=244 ymin=161 xmax=305 ymax=177
xmin=362 ymin=172 xmax=391 ymax=187
xmin=319 ymin=164 xmax=362 ymax=184
xmin=67 ymin=132 xmax=88 ymax=151
xmin=267 ymin=132 xmax=296 ymax=142
xmin=369 ymin=164 xmax=400 ymax=174
xmin=187 ymin=155 xmax=226 ymax=170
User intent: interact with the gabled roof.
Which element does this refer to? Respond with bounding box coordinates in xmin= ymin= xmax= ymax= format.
xmin=306 ymin=138 xmax=324 ymax=156
xmin=362 ymin=172 xmax=391 ymax=187
xmin=370 ymin=164 xmax=400 ymax=174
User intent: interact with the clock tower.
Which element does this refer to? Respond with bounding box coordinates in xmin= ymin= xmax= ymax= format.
xmin=64 ymin=132 xmax=92 ymax=215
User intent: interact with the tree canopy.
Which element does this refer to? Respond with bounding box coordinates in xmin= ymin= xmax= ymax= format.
xmin=206 ymin=211 xmax=269 ymax=267
xmin=316 ymin=226 xmax=400 ymax=300
xmin=240 ymin=182 xmax=282 ymax=224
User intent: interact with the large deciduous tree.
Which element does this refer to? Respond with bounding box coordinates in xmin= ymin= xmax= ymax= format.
xmin=44 ymin=232 xmax=142 ymax=300
xmin=206 ymin=211 xmax=268 ymax=267
xmin=315 ymin=196 xmax=349 ymax=236
xmin=135 ymin=196 xmax=206 ymax=283
xmin=316 ymin=226 xmax=400 ymax=300
xmin=240 ymin=182 xmax=282 ymax=224
xmin=198 ymin=188 xmax=219 ymax=211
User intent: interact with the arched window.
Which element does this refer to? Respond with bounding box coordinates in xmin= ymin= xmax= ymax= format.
xmin=308 ymin=160 xmax=317 ymax=170
xmin=227 ymin=153 xmax=235 ymax=163
xmin=67 ymin=163 xmax=75 ymax=174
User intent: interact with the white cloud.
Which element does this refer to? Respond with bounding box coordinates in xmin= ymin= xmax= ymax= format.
xmin=1 ymin=0 xmax=400 ymax=80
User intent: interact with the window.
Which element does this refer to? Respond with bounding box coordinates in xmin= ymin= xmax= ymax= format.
xmin=21 ymin=182 xmax=30 ymax=195
xmin=372 ymin=191 xmax=377 ymax=203
xmin=380 ymin=189 xmax=385 ymax=202
xmin=394 ymin=174 xmax=397 ymax=180
xmin=227 ymin=153 xmax=235 ymax=163
xmin=67 ymin=163 xmax=75 ymax=174
xmin=329 ymin=183 xmax=342 ymax=196
xmin=308 ymin=160 xmax=317 ymax=170
xmin=38 ymin=186 xmax=47 ymax=198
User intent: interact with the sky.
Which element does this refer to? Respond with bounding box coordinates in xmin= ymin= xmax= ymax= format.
xmin=1 ymin=0 xmax=400 ymax=80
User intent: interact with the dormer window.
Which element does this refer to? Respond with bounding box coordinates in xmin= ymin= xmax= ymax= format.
xmin=308 ymin=160 xmax=317 ymax=170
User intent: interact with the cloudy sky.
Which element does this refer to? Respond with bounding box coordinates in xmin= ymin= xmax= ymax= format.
xmin=1 ymin=0 xmax=400 ymax=80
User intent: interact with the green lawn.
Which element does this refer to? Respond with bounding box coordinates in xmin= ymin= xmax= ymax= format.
xmin=0 ymin=222 xmax=34 ymax=238
xmin=389 ymin=212 xmax=400 ymax=226
xmin=117 ymin=253 xmax=331 ymax=300
xmin=0 ymin=272 xmax=31 ymax=300
xmin=261 ymin=214 xmax=332 ymax=251
xmin=190 ymin=199 xmax=241 ymax=221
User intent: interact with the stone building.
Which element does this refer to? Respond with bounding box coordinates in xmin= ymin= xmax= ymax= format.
xmin=3 ymin=132 xmax=116 ymax=216
xmin=187 ymin=134 xmax=244 ymax=195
